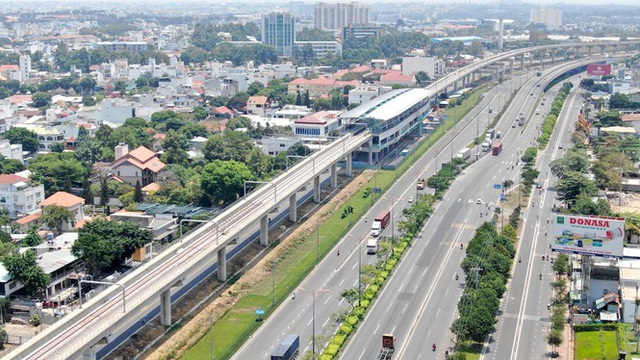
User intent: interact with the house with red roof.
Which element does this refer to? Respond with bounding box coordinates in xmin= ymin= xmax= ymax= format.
xmin=40 ymin=191 xmax=85 ymax=231
xmin=247 ymin=95 xmax=269 ymax=117
xmin=212 ymin=106 xmax=235 ymax=119
xmin=111 ymin=144 xmax=166 ymax=186
xmin=293 ymin=111 xmax=342 ymax=138
xmin=379 ymin=72 xmax=416 ymax=87
xmin=0 ymin=173 xmax=45 ymax=219
xmin=288 ymin=77 xmax=361 ymax=98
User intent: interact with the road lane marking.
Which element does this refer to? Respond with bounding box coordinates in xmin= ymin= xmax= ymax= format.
xmin=322 ymin=318 xmax=330 ymax=328
xmin=402 ymin=304 xmax=408 ymax=313
xmin=324 ymin=295 xmax=331 ymax=304
xmin=339 ymin=278 xmax=345 ymax=286
xmin=374 ymin=324 xmax=380 ymax=334
xmin=396 ymin=222 xmax=467 ymax=359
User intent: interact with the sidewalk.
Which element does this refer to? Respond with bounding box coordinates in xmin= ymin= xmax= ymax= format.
xmin=556 ymin=321 xmax=574 ymax=359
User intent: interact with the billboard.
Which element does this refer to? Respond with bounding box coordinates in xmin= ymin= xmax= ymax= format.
xmin=552 ymin=215 xmax=625 ymax=257
xmin=587 ymin=64 xmax=612 ymax=76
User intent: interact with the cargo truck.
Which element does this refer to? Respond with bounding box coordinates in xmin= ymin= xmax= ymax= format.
xmin=366 ymin=238 xmax=379 ymax=254
xmin=485 ymin=128 xmax=496 ymax=140
xmin=455 ymin=147 xmax=471 ymax=160
xmin=371 ymin=210 xmax=391 ymax=237
xmin=271 ymin=334 xmax=300 ymax=360
xmin=416 ymin=178 xmax=426 ymax=190
xmin=492 ymin=141 xmax=502 ymax=155
xmin=377 ymin=334 xmax=396 ymax=360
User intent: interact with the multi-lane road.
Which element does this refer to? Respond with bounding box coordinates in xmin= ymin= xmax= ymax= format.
xmin=234 ymin=57 xmax=606 ymax=360
xmin=234 ymin=63 xmax=551 ymax=359
xmin=483 ymin=75 xmax=586 ymax=360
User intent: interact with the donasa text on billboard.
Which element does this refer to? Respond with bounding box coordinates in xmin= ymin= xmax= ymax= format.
xmin=552 ymin=214 xmax=625 ymax=257
xmin=587 ymin=64 xmax=612 ymax=76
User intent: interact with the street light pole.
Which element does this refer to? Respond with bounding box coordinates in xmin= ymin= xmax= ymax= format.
xmin=272 ymin=261 xmax=276 ymax=307
xmin=299 ymin=287 xmax=329 ymax=356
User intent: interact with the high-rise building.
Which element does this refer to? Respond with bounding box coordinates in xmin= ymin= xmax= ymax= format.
xmin=262 ymin=12 xmax=296 ymax=58
xmin=530 ymin=8 xmax=563 ymax=30
xmin=314 ymin=2 xmax=370 ymax=32
xmin=18 ymin=54 xmax=31 ymax=83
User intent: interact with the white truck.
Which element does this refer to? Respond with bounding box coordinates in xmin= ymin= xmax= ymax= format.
xmin=366 ymin=238 xmax=379 ymax=254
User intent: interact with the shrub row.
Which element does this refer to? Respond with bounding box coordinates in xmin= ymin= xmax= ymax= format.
xmin=538 ymin=82 xmax=573 ymax=148
xmin=574 ymin=323 xmax=618 ymax=332
xmin=320 ymin=196 xmax=435 ymax=359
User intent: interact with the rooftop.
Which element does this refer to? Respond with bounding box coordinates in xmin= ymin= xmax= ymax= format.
xmin=341 ymin=88 xmax=431 ymax=122
xmin=40 ymin=191 xmax=85 ymax=208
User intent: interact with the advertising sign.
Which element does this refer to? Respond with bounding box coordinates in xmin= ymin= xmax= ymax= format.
xmin=552 ymin=215 xmax=625 ymax=257
xmin=587 ymin=64 xmax=612 ymax=76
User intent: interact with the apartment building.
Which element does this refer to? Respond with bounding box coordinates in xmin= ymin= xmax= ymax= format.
xmin=0 ymin=174 xmax=45 ymax=219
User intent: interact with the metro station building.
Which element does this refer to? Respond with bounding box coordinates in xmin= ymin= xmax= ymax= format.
xmin=340 ymin=88 xmax=433 ymax=164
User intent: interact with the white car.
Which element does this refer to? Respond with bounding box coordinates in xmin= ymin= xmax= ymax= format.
xmin=408 ymin=196 xmax=414 ymax=203
xmin=476 ymin=199 xmax=483 ymax=204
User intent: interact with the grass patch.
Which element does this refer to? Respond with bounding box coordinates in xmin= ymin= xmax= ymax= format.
xmin=181 ymin=89 xmax=487 ymax=360
xmin=575 ymin=330 xmax=618 ymax=360
xmin=457 ymin=341 xmax=483 ymax=360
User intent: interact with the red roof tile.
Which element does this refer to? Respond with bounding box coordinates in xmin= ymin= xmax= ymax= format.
xmin=40 ymin=191 xmax=85 ymax=208
xmin=0 ymin=174 xmax=29 ymax=184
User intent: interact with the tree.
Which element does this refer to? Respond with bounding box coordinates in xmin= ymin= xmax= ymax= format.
xmin=161 ymin=130 xmax=190 ymax=166
xmin=50 ymin=142 xmax=65 ymax=153
xmin=100 ymin=178 xmax=110 ymax=206
xmin=72 ymin=219 xmax=153 ymax=273
xmin=415 ymin=71 xmax=431 ymax=86
xmin=22 ymin=226 xmax=42 ymax=247
xmin=28 ymin=152 xmax=89 ymax=196
xmin=288 ymin=142 xmax=311 ymax=157
xmin=3 ymin=127 xmax=39 ymax=152
xmin=340 ymin=288 xmax=360 ymax=308
xmin=227 ymin=92 xmax=250 ymax=110
xmin=41 ymin=205 xmax=74 ymax=234
xmin=114 ymin=80 xmax=127 ymax=93
xmin=133 ymin=180 xmax=144 ymax=203
xmin=556 ymin=171 xmax=597 ymax=206
xmin=81 ymin=95 xmax=96 ymax=106
xmin=247 ymin=81 xmax=265 ymax=96
xmin=31 ymin=92 xmax=51 ymax=108
xmin=469 ymin=39 xmax=484 ymax=57
xmin=1 ymin=251 xmax=51 ymax=295
xmin=0 ymin=322 xmax=6 ymax=348
xmin=200 ymin=160 xmax=256 ymax=204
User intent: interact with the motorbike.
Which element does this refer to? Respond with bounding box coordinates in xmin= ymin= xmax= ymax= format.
xmin=518 ymin=257 xmax=522 ymax=263
xmin=432 ymin=343 xmax=436 ymax=351
xmin=455 ymin=274 xmax=459 ymax=281
xmin=539 ymin=274 xmax=542 ymax=280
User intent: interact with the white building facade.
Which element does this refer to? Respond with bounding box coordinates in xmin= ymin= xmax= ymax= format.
xmin=0 ymin=174 xmax=45 ymax=219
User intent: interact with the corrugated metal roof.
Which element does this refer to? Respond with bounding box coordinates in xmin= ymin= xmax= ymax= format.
xmin=340 ymin=88 xmax=411 ymax=120
xmin=366 ymin=88 xmax=431 ymax=121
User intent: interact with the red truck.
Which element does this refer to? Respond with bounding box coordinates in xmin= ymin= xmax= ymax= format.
xmin=371 ymin=210 xmax=391 ymax=237
xmin=492 ymin=141 xmax=502 ymax=155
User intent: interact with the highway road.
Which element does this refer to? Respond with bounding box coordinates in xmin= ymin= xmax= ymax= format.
xmin=339 ymin=62 xmax=571 ymax=359
xmin=233 ymin=64 xmax=552 ymax=359
xmin=482 ymin=75 xmax=586 ymax=360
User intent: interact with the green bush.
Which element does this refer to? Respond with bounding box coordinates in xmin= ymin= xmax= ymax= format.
xmin=379 ymin=271 xmax=389 ymax=279
xmin=368 ymin=284 xmax=379 ymax=294
xmin=346 ymin=315 xmax=359 ymax=326
xmin=320 ymin=355 xmax=333 ymax=360
xmin=364 ymin=290 xmax=375 ymax=301
xmin=360 ymin=299 xmax=370 ymax=309
xmin=339 ymin=323 xmax=352 ymax=335
xmin=352 ymin=307 xmax=365 ymax=319
xmin=385 ymin=263 xmax=394 ymax=271
xmin=333 ymin=334 xmax=346 ymax=347
xmin=387 ymin=258 xmax=397 ymax=267
xmin=374 ymin=276 xmax=385 ymax=286
xmin=325 ymin=344 xmax=340 ymax=356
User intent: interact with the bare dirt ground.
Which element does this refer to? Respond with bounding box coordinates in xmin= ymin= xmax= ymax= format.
xmin=106 ymin=170 xmax=373 ymax=360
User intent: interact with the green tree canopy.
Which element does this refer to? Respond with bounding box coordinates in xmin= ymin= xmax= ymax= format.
xmin=200 ymin=160 xmax=256 ymax=204
xmin=41 ymin=205 xmax=75 ymax=234
xmin=72 ymin=218 xmax=153 ymax=273
xmin=3 ymin=127 xmax=39 ymax=152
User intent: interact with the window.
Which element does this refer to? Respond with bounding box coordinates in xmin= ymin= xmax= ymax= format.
xmin=279 ymin=143 xmax=286 ymax=147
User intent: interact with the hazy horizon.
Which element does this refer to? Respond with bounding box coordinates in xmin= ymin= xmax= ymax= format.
xmin=4 ymin=0 xmax=640 ymax=5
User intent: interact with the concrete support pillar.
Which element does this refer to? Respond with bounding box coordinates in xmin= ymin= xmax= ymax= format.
xmin=346 ymin=152 xmax=353 ymax=177
xmin=260 ymin=215 xmax=269 ymax=245
xmin=160 ymin=289 xmax=171 ymax=326
xmin=368 ymin=139 xmax=373 ymax=165
xmin=288 ymin=194 xmax=297 ymax=222
xmin=528 ymin=56 xmax=533 ymax=67
xmin=217 ymin=246 xmax=227 ymax=281
xmin=330 ymin=163 xmax=338 ymax=189
xmin=510 ymin=58 xmax=515 ymax=74
xmin=520 ymin=56 xmax=525 ymax=70
xmin=313 ymin=175 xmax=320 ymax=202
xmin=494 ymin=68 xmax=499 ymax=81
xmin=551 ymin=53 xmax=555 ymax=64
